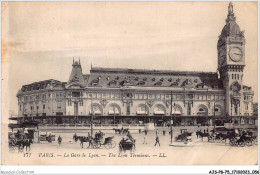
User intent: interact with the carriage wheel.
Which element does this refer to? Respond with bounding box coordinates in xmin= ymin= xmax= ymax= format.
xmin=110 ymin=140 xmax=116 ymax=149
xmin=94 ymin=142 xmax=101 ymax=149
xmin=18 ymin=145 xmax=24 ymax=153
xmin=251 ymin=139 xmax=256 ymax=146
xmin=9 ymin=146 xmax=15 ymax=153
xmin=245 ymin=140 xmax=251 ymax=147
xmin=119 ymin=144 xmax=123 ymax=152
xmin=239 ymin=140 xmax=245 ymax=147
xmin=105 ymin=142 xmax=112 ymax=149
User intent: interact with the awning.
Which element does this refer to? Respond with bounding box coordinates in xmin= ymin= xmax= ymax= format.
xmin=172 ymin=110 xmax=181 ymax=115
xmin=108 ymin=110 xmax=119 ymax=115
xmin=154 ymin=111 xmax=165 ymax=115
xmin=91 ymin=111 xmax=101 ymax=115
xmin=137 ymin=111 xmax=147 ymax=115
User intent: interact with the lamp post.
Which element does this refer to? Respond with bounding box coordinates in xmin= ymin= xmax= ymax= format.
xmin=170 ymin=91 xmax=173 ymax=144
xmin=214 ymin=102 xmax=216 ymax=130
xmin=91 ymin=95 xmax=93 ymax=137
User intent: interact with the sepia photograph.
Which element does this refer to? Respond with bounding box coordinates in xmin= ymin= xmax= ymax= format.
xmin=1 ymin=1 xmax=258 ymax=169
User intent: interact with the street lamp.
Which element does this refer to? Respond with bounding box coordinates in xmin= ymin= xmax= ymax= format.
xmin=170 ymin=91 xmax=173 ymax=144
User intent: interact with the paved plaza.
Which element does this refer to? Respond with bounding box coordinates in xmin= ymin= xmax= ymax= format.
xmin=8 ymin=127 xmax=258 ymax=165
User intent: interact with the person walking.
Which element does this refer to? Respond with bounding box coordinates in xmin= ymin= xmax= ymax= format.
xmin=154 ymin=135 xmax=160 ymax=146
xmin=156 ymin=129 xmax=159 ymax=136
xmin=143 ymin=135 xmax=147 ymax=144
xmin=163 ymin=130 xmax=165 ymax=136
xmin=58 ymin=135 xmax=62 ymax=146
xmin=144 ymin=130 xmax=148 ymax=135
xmin=196 ymin=130 xmax=199 ymax=138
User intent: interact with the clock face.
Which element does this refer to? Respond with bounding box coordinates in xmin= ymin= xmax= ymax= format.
xmin=229 ymin=47 xmax=243 ymax=62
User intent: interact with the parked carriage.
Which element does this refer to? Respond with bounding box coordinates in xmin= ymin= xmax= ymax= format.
xmin=119 ymin=138 xmax=135 ymax=152
xmin=40 ymin=132 xmax=55 ymax=142
xmin=175 ymin=129 xmax=192 ymax=143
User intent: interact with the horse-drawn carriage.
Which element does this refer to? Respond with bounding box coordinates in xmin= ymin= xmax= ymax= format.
xmin=9 ymin=132 xmax=33 ymax=153
xmin=40 ymin=132 xmax=55 ymax=143
xmin=175 ymin=129 xmax=192 ymax=143
xmin=119 ymin=138 xmax=135 ymax=152
xmin=113 ymin=128 xmax=129 ymax=134
xmin=74 ymin=132 xmax=116 ymax=149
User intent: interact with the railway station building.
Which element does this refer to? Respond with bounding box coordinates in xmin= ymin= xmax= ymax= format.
xmin=14 ymin=3 xmax=256 ymax=127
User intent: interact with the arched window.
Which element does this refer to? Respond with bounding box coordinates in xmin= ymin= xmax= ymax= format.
xmin=197 ymin=105 xmax=208 ymax=116
xmin=172 ymin=105 xmax=182 ymax=115
xmin=214 ymin=106 xmax=222 ymax=116
xmin=108 ymin=104 xmax=121 ymax=115
xmin=137 ymin=104 xmax=148 ymax=115
xmin=91 ymin=104 xmax=102 ymax=115
xmin=154 ymin=104 xmax=166 ymax=115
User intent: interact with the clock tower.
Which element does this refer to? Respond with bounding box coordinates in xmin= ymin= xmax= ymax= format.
xmin=217 ymin=2 xmax=245 ymax=117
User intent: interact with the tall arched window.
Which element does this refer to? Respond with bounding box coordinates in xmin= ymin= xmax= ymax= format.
xmin=154 ymin=104 xmax=166 ymax=115
xmin=91 ymin=104 xmax=102 ymax=115
xmin=108 ymin=104 xmax=121 ymax=115
xmin=137 ymin=104 xmax=149 ymax=115
xmin=172 ymin=105 xmax=182 ymax=115
xmin=197 ymin=105 xmax=208 ymax=116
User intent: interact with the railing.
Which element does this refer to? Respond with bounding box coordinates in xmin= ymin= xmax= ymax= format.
xmin=39 ymin=124 xmax=146 ymax=128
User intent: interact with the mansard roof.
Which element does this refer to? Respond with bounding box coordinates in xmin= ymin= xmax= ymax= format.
xmin=86 ymin=67 xmax=222 ymax=89
xmin=19 ymin=79 xmax=65 ymax=93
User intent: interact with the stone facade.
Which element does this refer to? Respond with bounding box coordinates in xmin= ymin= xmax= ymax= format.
xmin=16 ymin=3 xmax=255 ymax=126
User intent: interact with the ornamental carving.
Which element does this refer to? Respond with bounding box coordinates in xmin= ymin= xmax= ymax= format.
xmin=163 ymin=100 xmax=170 ymax=108
xmin=146 ymin=100 xmax=154 ymax=108
xmin=100 ymin=99 xmax=108 ymax=107
xmin=71 ymin=74 xmax=79 ymax=83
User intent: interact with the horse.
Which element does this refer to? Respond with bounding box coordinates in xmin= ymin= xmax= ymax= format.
xmin=113 ymin=128 xmax=122 ymax=134
xmin=113 ymin=128 xmax=129 ymax=134
xmin=196 ymin=131 xmax=210 ymax=141
xmin=73 ymin=134 xmax=79 ymax=142
xmin=16 ymin=139 xmax=33 ymax=153
xmin=78 ymin=136 xmax=92 ymax=148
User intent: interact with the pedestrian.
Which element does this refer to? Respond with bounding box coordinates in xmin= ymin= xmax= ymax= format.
xmin=139 ymin=129 xmax=141 ymax=134
xmin=145 ymin=130 xmax=147 ymax=135
xmin=203 ymin=129 xmax=205 ymax=134
xmin=143 ymin=135 xmax=147 ymax=144
xmin=163 ymin=130 xmax=165 ymax=136
xmin=196 ymin=130 xmax=199 ymax=138
xmin=58 ymin=135 xmax=62 ymax=146
xmin=154 ymin=135 xmax=160 ymax=146
xmin=156 ymin=129 xmax=159 ymax=136
xmin=207 ymin=128 xmax=208 ymax=133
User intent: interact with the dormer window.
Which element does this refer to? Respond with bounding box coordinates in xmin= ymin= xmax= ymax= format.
xmin=160 ymin=78 xmax=164 ymax=82
xmin=91 ymin=79 xmax=99 ymax=86
xmin=171 ymin=82 xmax=179 ymax=86
xmin=97 ymin=76 xmax=101 ymax=80
xmin=108 ymin=80 xmax=117 ymax=86
xmin=143 ymin=77 xmax=147 ymax=81
xmin=194 ymin=79 xmax=198 ymax=83
xmin=107 ymin=76 xmax=110 ymax=81
xmin=135 ymin=77 xmax=139 ymax=81
xmin=168 ymin=78 xmax=172 ymax=82
xmin=152 ymin=78 xmax=156 ymax=81
xmin=137 ymin=81 xmax=145 ymax=86
xmin=154 ymin=81 xmax=162 ymax=86
xmin=115 ymin=76 xmax=119 ymax=80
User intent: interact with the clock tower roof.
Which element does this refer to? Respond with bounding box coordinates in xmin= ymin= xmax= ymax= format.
xmin=220 ymin=2 xmax=243 ymax=38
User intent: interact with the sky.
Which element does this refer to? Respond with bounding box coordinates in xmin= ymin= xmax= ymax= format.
xmin=2 ymin=1 xmax=258 ymax=115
